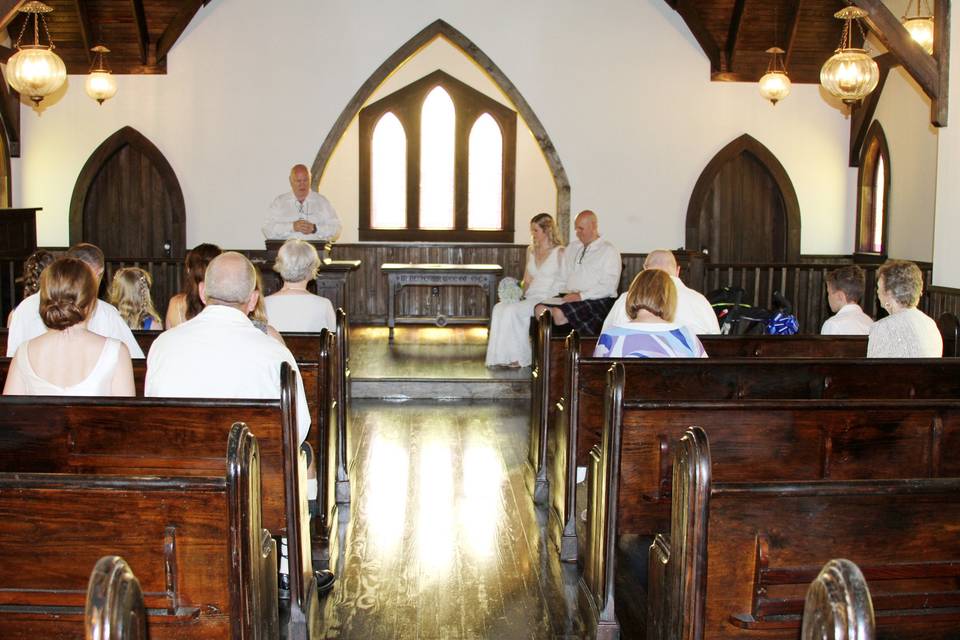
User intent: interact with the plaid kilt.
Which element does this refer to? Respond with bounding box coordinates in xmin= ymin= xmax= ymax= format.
xmin=559 ymin=297 xmax=616 ymax=336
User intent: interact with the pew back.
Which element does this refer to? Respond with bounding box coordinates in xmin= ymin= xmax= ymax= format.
xmin=0 ymin=424 xmax=278 ymax=640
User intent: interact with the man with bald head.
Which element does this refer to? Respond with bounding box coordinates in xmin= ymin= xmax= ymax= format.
xmin=600 ymin=249 xmax=720 ymax=335
xmin=262 ymin=164 xmax=342 ymax=242
xmin=535 ymin=210 xmax=621 ymax=336
xmin=145 ymin=251 xmax=310 ymax=443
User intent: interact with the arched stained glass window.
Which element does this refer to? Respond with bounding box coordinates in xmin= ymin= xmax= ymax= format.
xmin=467 ymin=114 xmax=502 ymax=230
xmin=856 ymin=122 xmax=890 ymax=255
xmin=358 ymin=69 xmax=517 ymax=242
xmin=419 ymin=87 xmax=455 ymax=230
xmin=371 ymin=112 xmax=407 ymax=229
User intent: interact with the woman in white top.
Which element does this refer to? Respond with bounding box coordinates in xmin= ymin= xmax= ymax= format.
xmin=3 ymin=257 xmax=135 ymax=396
xmin=486 ymin=213 xmax=564 ymax=368
xmin=867 ymin=259 xmax=942 ymax=358
xmin=264 ymin=239 xmax=336 ymax=332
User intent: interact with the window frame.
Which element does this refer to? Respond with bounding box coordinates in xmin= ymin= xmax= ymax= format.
xmin=855 ymin=121 xmax=891 ymax=257
xmin=358 ymin=69 xmax=517 ymax=242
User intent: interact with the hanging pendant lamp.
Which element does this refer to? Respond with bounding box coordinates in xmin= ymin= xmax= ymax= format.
xmin=901 ymin=0 xmax=935 ymax=54
xmin=85 ymin=45 xmax=118 ymax=105
xmin=820 ymin=6 xmax=879 ymax=106
xmin=5 ymin=1 xmax=67 ymax=105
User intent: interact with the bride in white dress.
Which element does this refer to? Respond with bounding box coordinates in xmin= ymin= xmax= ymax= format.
xmin=486 ymin=213 xmax=564 ymax=367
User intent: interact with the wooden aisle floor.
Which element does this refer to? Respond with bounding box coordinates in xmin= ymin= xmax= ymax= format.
xmin=318 ymin=399 xmax=585 ymax=639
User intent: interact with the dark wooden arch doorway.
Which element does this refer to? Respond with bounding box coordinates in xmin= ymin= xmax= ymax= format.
xmin=686 ymin=134 xmax=801 ymax=263
xmin=70 ymin=127 xmax=186 ymax=259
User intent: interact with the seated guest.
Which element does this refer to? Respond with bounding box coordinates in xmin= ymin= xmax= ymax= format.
xmin=821 ymin=265 xmax=873 ymax=335
xmin=594 ymin=269 xmax=707 ymax=358
xmin=4 ymin=257 xmax=135 ymax=396
xmin=265 ymin=239 xmax=335 ymax=332
xmin=6 ymin=243 xmax=143 ymax=359
xmin=249 ymin=270 xmax=285 ymax=344
xmin=535 ymin=210 xmax=620 ymax=336
xmin=6 ymin=249 xmax=54 ymax=327
xmin=165 ymin=243 xmax=221 ymax=329
xmin=145 ymin=251 xmax=310 ymax=442
xmin=600 ymin=249 xmax=720 ymax=335
xmin=486 ymin=213 xmax=564 ymax=368
xmin=109 ymin=267 xmax=163 ymax=330
xmin=868 ymin=260 xmax=942 ymax=358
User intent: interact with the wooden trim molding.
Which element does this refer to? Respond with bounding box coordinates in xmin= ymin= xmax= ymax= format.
xmin=69 ymin=126 xmax=186 ymax=256
xmin=309 ymin=19 xmax=571 ymax=240
xmin=685 ymin=134 xmax=801 ymax=262
xmin=850 ymin=54 xmax=894 ymax=167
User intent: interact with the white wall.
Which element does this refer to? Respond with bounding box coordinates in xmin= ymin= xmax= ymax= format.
xmin=13 ymin=0 xmax=854 ymax=254
xmin=317 ymin=37 xmax=557 ymax=246
xmin=872 ymin=66 xmax=939 ymax=262
xmin=934 ymin=1 xmax=960 ymax=286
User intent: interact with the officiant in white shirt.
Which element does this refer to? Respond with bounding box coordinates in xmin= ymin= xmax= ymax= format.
xmin=262 ymin=164 xmax=342 ymax=242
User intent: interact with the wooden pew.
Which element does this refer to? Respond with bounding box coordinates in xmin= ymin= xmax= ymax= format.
xmin=0 ymin=364 xmax=321 ymax=640
xmin=0 ymin=423 xmax=279 ymax=640
xmin=526 ymin=312 xmax=871 ymax=503
xmin=641 ymin=427 xmax=960 ymax=640
xmin=85 ymin=556 xmax=148 ymax=640
xmin=801 ymin=559 xmax=875 ymax=640
xmin=549 ymin=338 xmax=960 ymax=561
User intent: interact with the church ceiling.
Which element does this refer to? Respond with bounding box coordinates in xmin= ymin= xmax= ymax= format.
xmin=2 ymin=0 xmax=209 ymax=74
xmin=665 ymin=0 xmax=865 ymax=85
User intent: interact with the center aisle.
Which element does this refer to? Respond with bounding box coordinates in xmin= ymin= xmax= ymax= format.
xmin=319 ymin=398 xmax=584 ymax=639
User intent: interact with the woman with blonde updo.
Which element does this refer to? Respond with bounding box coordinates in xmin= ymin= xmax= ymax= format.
xmin=486 ymin=213 xmax=565 ymax=368
xmin=3 ymin=257 xmax=135 ymax=396
xmin=593 ymin=269 xmax=707 ymax=358
xmin=108 ymin=267 xmax=163 ymax=330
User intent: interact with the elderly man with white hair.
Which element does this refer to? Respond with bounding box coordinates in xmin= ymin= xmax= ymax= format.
xmin=600 ymin=249 xmax=720 ymax=336
xmin=145 ymin=251 xmax=311 ymax=443
xmin=263 ymin=164 xmax=341 ymax=242
xmin=265 ymin=239 xmax=336 ymax=332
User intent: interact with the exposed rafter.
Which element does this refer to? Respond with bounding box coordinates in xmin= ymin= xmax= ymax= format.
xmin=784 ymin=0 xmax=805 ymax=71
xmin=724 ymin=0 xmax=747 ymax=72
xmin=849 ymin=54 xmax=894 ymax=166
xmin=71 ymin=0 xmax=94 ymax=64
xmin=156 ymin=0 xmax=207 ymax=64
xmin=933 ymin=0 xmax=951 ymax=126
xmin=130 ymin=0 xmax=150 ymax=65
xmin=0 ymin=0 xmax=24 ymax=31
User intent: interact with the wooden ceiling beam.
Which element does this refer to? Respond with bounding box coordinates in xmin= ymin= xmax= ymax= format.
xmin=784 ymin=0 xmax=804 ymax=71
xmin=932 ymin=0 xmax=951 ymax=126
xmin=849 ymin=53 xmax=894 ymax=166
xmin=0 ymin=0 xmax=24 ymax=32
xmin=849 ymin=0 xmax=939 ymax=102
xmin=130 ymin=0 xmax=149 ymax=65
xmin=724 ymin=0 xmax=747 ymax=72
xmin=156 ymin=0 xmax=206 ymax=64
xmin=665 ymin=0 xmax=722 ymax=74
xmin=71 ymin=0 xmax=93 ymax=64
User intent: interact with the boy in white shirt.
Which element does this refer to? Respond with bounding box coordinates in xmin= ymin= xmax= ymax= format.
xmin=821 ymin=265 xmax=874 ymax=335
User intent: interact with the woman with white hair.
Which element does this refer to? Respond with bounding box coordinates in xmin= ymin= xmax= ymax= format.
xmin=867 ymin=259 xmax=942 ymax=358
xmin=264 ymin=239 xmax=336 ymax=332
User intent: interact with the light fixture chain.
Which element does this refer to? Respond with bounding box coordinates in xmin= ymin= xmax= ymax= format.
xmin=12 ymin=12 xmax=28 ymax=49
xmin=40 ymin=13 xmax=54 ymax=48
xmin=32 ymin=11 xmax=38 ymax=47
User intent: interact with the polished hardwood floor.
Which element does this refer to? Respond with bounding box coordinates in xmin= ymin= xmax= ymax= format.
xmin=319 ymin=328 xmax=584 ymax=638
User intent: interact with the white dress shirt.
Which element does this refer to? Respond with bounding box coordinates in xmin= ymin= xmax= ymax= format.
xmin=600 ymin=275 xmax=721 ymax=335
xmin=145 ymin=305 xmax=311 ymax=443
xmin=262 ymin=191 xmax=342 ymax=242
xmin=821 ymin=303 xmax=874 ymax=335
xmin=560 ymin=237 xmax=621 ymax=300
xmin=6 ymin=293 xmax=144 ymax=358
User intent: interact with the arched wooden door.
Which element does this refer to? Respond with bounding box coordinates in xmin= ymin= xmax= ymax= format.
xmin=70 ymin=127 xmax=185 ymax=259
xmin=686 ymin=134 xmax=800 ymax=263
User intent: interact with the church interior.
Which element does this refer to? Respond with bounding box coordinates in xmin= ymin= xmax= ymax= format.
xmin=1 ymin=0 xmax=960 ymax=638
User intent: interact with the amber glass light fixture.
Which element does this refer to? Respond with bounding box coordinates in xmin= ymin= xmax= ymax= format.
xmin=901 ymin=0 xmax=934 ymax=54
xmin=820 ymin=6 xmax=879 ymax=106
xmin=759 ymin=47 xmax=791 ymax=105
xmin=5 ymin=1 xmax=66 ymax=105
xmin=85 ymin=45 xmax=117 ymax=105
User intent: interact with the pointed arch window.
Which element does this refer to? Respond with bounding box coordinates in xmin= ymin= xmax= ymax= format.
xmin=856 ymin=122 xmax=890 ymax=256
xmin=359 ymin=70 xmax=517 ymax=242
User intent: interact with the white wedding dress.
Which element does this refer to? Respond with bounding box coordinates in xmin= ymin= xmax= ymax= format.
xmin=485 ymin=246 xmax=564 ymax=367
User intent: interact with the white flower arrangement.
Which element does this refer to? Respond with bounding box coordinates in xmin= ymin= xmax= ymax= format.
xmin=497 ymin=276 xmax=523 ymax=303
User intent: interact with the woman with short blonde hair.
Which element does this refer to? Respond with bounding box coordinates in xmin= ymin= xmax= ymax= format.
xmin=264 ymin=239 xmax=335 ymax=332
xmin=594 ymin=269 xmax=706 ymax=358
xmin=867 ymin=260 xmax=941 ymax=357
